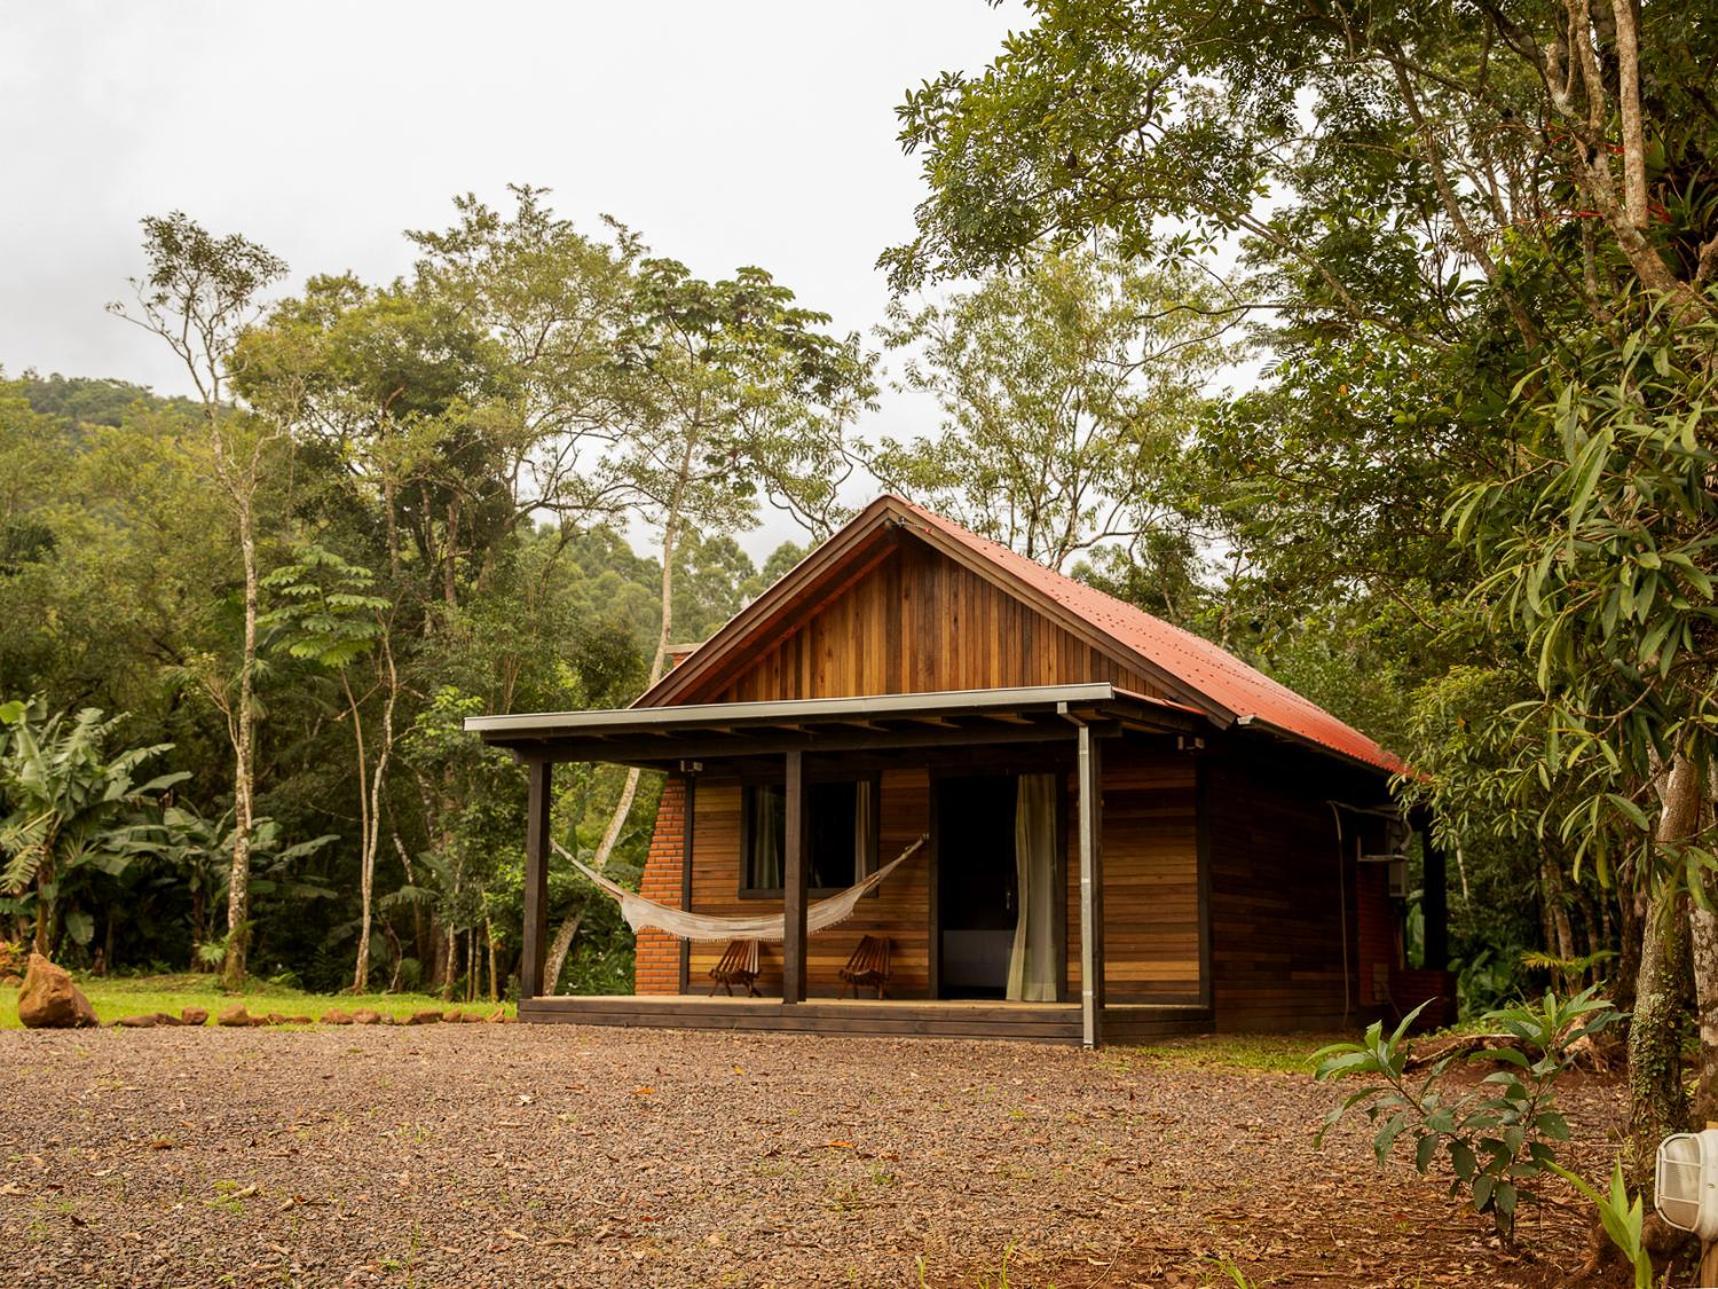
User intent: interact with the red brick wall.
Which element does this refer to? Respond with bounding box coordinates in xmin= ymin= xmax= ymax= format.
xmin=634 ymin=776 xmax=686 ymax=996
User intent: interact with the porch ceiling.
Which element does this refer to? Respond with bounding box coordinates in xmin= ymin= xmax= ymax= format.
xmin=464 ymin=683 xmax=1200 ymax=766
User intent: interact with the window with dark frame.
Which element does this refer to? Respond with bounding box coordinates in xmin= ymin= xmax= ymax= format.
xmin=740 ymin=777 xmax=878 ymax=896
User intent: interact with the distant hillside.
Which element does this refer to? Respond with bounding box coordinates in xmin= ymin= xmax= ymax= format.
xmin=19 ymin=371 xmax=196 ymax=427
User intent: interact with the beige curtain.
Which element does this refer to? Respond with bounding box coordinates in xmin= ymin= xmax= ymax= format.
xmin=1007 ymin=774 xmax=1058 ymax=1002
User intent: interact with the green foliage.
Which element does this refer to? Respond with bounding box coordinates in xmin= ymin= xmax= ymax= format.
xmin=867 ymin=246 xmax=1226 ymax=572
xmin=0 ymin=183 xmax=878 ymax=990
xmin=607 ymin=254 xmax=878 ymax=542
xmin=119 ymin=804 xmax=337 ymax=964
xmin=0 ymin=699 xmax=188 ymax=952
xmin=1547 ymin=1160 xmax=1655 ymax=1289
xmin=1452 ymin=305 xmax=1718 ymax=888
xmin=260 ymin=546 xmax=389 ymax=670
xmin=1313 ymin=988 xmax=1620 ymax=1239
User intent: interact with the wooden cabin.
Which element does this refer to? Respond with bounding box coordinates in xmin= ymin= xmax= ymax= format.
xmin=469 ymin=496 xmax=1453 ymax=1045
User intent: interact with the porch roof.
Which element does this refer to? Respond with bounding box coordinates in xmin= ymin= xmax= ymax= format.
xmin=464 ymin=682 xmax=1200 ymax=765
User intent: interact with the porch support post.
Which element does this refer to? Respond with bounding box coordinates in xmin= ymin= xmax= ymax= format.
xmin=1416 ymin=808 xmax=1448 ymax=971
xmin=678 ymin=776 xmax=695 ymax=994
xmin=783 ymin=749 xmax=808 ymax=1004
xmin=1077 ymin=723 xmax=1104 ymax=1048
xmin=520 ymin=758 xmax=553 ymax=1000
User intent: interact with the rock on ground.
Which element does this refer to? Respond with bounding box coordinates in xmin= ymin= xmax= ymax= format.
xmin=16 ymin=952 xmax=97 ymax=1028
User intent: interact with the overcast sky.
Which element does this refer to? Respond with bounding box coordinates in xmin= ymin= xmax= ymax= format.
xmin=3 ymin=1 xmax=1017 ymax=555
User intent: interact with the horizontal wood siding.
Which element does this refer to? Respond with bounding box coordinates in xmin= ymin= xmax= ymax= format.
xmin=1064 ymin=743 xmax=1202 ymax=1004
xmin=709 ymin=537 xmax=1170 ymax=704
xmin=1101 ymin=745 xmax=1201 ymax=1001
xmin=1205 ymin=742 xmax=1390 ymax=1031
xmin=686 ymin=767 xmax=933 ymax=998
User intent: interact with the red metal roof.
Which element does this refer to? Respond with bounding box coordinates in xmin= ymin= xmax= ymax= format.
xmin=889 ymin=497 xmax=1407 ymax=776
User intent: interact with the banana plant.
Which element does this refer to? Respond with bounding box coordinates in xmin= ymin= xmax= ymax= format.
xmin=120 ymin=804 xmax=337 ymax=968
xmin=0 ymin=698 xmax=188 ymax=955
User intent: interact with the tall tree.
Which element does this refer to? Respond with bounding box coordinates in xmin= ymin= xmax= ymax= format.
xmin=110 ymin=214 xmax=288 ymax=987
xmin=886 ymin=0 xmax=1718 ymax=1190
xmin=868 ymin=246 xmax=1225 ymax=571
xmin=403 ymin=185 xmax=641 ymax=604
xmin=541 ymin=258 xmax=877 ymax=991
xmin=260 ymin=545 xmax=397 ymax=991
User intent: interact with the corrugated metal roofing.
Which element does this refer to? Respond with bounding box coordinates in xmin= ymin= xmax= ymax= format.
xmin=889 ymin=498 xmax=1406 ymax=776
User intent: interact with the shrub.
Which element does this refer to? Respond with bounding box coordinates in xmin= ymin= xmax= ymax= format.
xmin=1313 ymin=985 xmax=1619 ymax=1240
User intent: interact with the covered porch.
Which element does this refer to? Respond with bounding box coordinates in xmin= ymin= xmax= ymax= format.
xmin=468 ymin=683 xmax=1208 ymax=1047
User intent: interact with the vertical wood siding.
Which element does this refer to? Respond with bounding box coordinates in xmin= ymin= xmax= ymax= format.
xmin=705 ymin=538 xmax=1170 ymax=703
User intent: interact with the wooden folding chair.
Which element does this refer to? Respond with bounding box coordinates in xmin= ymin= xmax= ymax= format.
xmin=838 ymin=935 xmax=891 ymax=999
xmin=708 ymin=939 xmax=761 ymax=997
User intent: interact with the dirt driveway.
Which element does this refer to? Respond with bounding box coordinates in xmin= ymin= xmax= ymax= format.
xmin=0 ymin=1024 xmax=1623 ymax=1287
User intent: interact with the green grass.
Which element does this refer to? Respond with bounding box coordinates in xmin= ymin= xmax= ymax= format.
xmin=1111 ymin=1031 xmax=1342 ymax=1074
xmin=0 ymin=971 xmax=514 ymax=1029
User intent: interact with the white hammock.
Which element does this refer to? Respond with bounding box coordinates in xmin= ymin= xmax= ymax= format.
xmin=553 ymin=835 xmax=926 ymax=942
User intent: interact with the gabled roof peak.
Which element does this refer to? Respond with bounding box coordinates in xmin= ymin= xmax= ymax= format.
xmin=639 ymin=494 xmax=1405 ymax=776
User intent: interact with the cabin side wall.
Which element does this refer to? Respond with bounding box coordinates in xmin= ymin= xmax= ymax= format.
xmin=1062 ymin=742 xmax=1202 ymax=1003
xmin=1205 ymin=745 xmax=1395 ymax=1031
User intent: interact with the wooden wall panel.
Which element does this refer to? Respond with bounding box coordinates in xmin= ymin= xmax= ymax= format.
xmin=709 ymin=538 xmax=1170 ymax=704
xmin=1064 ymin=743 xmax=1202 ymax=1003
xmin=685 ymin=768 xmax=933 ymax=998
xmin=1205 ymin=743 xmax=1391 ymax=1031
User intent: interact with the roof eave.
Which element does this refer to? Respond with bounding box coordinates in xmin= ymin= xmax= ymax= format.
xmin=1232 ymin=713 xmax=1404 ymax=779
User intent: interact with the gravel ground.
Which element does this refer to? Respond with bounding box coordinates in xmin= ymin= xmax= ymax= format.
xmin=0 ymin=1024 xmax=1624 ymax=1287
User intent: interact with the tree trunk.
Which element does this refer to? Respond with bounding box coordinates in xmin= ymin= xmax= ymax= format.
xmin=542 ymin=913 xmax=582 ymax=996
xmin=1539 ymin=855 xmax=1578 ymax=991
xmin=1627 ymin=754 xmax=1702 ymax=1185
xmin=30 ymin=856 xmax=53 ymax=956
xmin=442 ymin=924 xmax=459 ymax=1002
xmin=351 ymin=634 xmax=398 ymax=994
xmin=485 ymin=917 xmax=499 ymax=1003
xmin=1628 ymin=881 xmax=1691 ymax=1186
xmin=541 ymin=471 xmax=691 ymax=992
xmin=467 ymin=927 xmax=478 ymax=1003
xmin=1691 ymin=761 xmax=1718 ymax=1125
xmin=222 ymin=488 xmax=259 ymax=990
xmin=1611 ymin=0 xmax=1650 ymax=229
xmin=346 ymin=673 xmax=372 ymax=993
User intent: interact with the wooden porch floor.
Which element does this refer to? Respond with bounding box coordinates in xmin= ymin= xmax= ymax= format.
xmin=519 ymin=994 xmax=1213 ymax=1044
